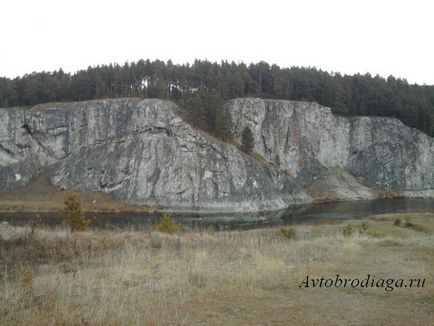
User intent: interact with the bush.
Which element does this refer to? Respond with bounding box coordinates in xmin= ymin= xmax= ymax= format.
xmin=404 ymin=217 xmax=413 ymax=227
xmin=343 ymin=224 xmax=353 ymax=237
xmin=61 ymin=192 xmax=90 ymax=232
xmin=393 ymin=218 xmax=401 ymax=226
xmin=359 ymin=222 xmax=369 ymax=234
xmin=280 ymin=228 xmax=296 ymax=239
xmin=153 ymin=214 xmax=182 ymax=234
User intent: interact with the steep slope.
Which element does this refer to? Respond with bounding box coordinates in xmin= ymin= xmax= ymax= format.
xmin=0 ymin=99 xmax=308 ymax=211
xmin=0 ymin=98 xmax=432 ymax=211
xmin=228 ymin=98 xmax=433 ymax=195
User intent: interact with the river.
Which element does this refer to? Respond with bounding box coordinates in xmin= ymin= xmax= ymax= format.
xmin=0 ymin=198 xmax=433 ymax=231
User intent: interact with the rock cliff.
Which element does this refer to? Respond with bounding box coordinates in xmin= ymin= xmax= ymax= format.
xmin=229 ymin=99 xmax=433 ymax=195
xmin=0 ymin=98 xmax=432 ymax=211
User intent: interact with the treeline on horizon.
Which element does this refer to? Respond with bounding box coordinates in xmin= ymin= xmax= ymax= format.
xmin=0 ymin=59 xmax=433 ymax=137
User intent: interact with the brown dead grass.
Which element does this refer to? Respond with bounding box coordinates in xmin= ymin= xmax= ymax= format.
xmin=375 ymin=189 xmax=405 ymax=199
xmin=0 ymin=214 xmax=433 ymax=325
xmin=0 ymin=173 xmax=150 ymax=213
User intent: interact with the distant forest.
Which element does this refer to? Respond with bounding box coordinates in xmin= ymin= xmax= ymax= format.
xmin=1 ymin=59 xmax=433 ymax=137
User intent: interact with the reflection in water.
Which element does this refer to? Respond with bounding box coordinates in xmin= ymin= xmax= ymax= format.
xmin=1 ymin=199 xmax=433 ymax=231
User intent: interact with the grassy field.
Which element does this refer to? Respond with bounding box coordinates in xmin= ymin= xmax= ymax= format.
xmin=0 ymin=212 xmax=433 ymax=325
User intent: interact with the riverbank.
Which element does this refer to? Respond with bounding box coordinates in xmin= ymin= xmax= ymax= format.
xmin=0 ymin=173 xmax=151 ymax=213
xmin=1 ymin=212 xmax=433 ymax=325
xmin=1 ymin=175 xmax=433 ymax=216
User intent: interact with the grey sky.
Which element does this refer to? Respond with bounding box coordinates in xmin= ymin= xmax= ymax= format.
xmin=1 ymin=0 xmax=433 ymax=84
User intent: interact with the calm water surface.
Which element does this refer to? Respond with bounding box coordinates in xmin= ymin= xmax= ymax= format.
xmin=1 ymin=199 xmax=433 ymax=231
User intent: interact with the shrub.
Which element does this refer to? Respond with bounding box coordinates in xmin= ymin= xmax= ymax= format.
xmin=404 ymin=217 xmax=413 ymax=227
xmin=61 ymin=192 xmax=90 ymax=232
xmin=280 ymin=227 xmax=296 ymax=239
xmin=241 ymin=126 xmax=255 ymax=153
xmin=359 ymin=222 xmax=369 ymax=234
xmin=343 ymin=224 xmax=353 ymax=237
xmin=153 ymin=214 xmax=182 ymax=234
xmin=393 ymin=218 xmax=401 ymax=226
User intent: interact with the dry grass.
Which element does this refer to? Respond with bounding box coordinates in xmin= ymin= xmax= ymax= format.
xmin=375 ymin=189 xmax=405 ymax=199
xmin=0 ymin=173 xmax=150 ymax=213
xmin=0 ymin=214 xmax=433 ymax=325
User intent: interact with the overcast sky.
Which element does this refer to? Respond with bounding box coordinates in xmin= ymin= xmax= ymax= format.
xmin=1 ymin=0 xmax=433 ymax=84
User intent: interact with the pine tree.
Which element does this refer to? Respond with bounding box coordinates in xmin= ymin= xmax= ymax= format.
xmin=215 ymin=105 xmax=232 ymax=141
xmin=241 ymin=126 xmax=255 ymax=153
xmin=189 ymin=89 xmax=206 ymax=129
xmin=1 ymin=59 xmax=434 ymax=137
xmin=61 ymin=192 xmax=90 ymax=232
xmin=205 ymin=88 xmax=223 ymax=131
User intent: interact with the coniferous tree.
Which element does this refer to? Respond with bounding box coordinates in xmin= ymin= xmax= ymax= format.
xmin=241 ymin=126 xmax=255 ymax=153
xmin=205 ymin=88 xmax=223 ymax=131
xmin=189 ymin=90 xmax=206 ymax=129
xmin=0 ymin=59 xmax=433 ymax=137
xmin=215 ymin=105 xmax=232 ymax=141
xmin=61 ymin=192 xmax=90 ymax=232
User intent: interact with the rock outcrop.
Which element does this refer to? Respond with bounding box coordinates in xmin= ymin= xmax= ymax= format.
xmin=229 ymin=98 xmax=433 ymax=194
xmin=0 ymin=98 xmax=433 ymax=211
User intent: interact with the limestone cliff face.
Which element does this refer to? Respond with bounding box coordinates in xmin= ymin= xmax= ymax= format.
xmin=229 ymin=98 xmax=434 ymax=192
xmin=0 ymin=98 xmax=433 ymax=211
xmin=0 ymin=99 xmax=307 ymax=211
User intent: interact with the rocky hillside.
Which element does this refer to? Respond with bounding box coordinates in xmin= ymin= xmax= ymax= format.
xmin=229 ymin=99 xmax=434 ymax=199
xmin=0 ymin=98 xmax=432 ymax=211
